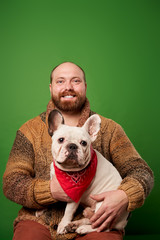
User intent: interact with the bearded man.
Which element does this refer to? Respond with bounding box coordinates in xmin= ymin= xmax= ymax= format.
xmin=3 ymin=62 xmax=154 ymax=240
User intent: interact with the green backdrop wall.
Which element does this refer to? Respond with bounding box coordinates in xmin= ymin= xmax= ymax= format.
xmin=0 ymin=0 xmax=159 ymax=239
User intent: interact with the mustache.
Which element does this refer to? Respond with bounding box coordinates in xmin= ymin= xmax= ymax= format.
xmin=60 ymin=90 xmax=77 ymax=97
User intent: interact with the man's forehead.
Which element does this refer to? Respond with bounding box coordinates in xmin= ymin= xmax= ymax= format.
xmin=52 ymin=63 xmax=84 ymax=79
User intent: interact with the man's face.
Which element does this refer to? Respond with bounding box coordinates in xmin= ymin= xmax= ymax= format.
xmin=49 ymin=62 xmax=87 ymax=112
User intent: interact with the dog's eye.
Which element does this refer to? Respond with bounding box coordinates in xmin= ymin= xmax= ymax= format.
xmin=58 ymin=138 xmax=64 ymax=143
xmin=80 ymin=140 xmax=87 ymax=147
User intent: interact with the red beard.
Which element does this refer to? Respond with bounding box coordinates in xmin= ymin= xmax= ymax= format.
xmin=51 ymin=90 xmax=86 ymax=112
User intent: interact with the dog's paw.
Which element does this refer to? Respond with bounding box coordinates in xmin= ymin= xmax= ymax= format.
xmin=83 ymin=207 xmax=94 ymax=219
xmin=76 ymin=225 xmax=92 ymax=234
xmin=57 ymin=224 xmax=68 ymax=235
xmin=65 ymin=222 xmax=77 ymax=233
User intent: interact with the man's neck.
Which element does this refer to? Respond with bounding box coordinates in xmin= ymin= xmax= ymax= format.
xmin=57 ymin=110 xmax=81 ymax=126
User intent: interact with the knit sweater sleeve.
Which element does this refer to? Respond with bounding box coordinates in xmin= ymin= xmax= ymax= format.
xmin=3 ymin=121 xmax=56 ymax=209
xmin=108 ymin=122 xmax=154 ymax=212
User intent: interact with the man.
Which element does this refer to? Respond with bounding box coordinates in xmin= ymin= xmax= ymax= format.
xmin=3 ymin=62 xmax=154 ymax=240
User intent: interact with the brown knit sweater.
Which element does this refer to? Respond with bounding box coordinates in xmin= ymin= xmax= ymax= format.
xmin=3 ymin=99 xmax=154 ymax=239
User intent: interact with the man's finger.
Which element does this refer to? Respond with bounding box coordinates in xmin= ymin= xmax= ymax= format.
xmin=97 ymin=215 xmax=113 ymax=232
xmin=90 ymin=207 xmax=103 ymax=223
xmin=91 ymin=211 xmax=108 ymax=229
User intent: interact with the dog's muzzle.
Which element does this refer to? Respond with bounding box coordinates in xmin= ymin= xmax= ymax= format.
xmin=58 ymin=143 xmax=80 ymax=169
xmin=67 ymin=143 xmax=78 ymax=152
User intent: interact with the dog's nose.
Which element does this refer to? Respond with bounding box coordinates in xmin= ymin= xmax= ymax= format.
xmin=68 ymin=143 xmax=78 ymax=151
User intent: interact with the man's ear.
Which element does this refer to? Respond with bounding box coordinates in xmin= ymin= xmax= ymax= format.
xmin=83 ymin=114 xmax=101 ymax=142
xmin=48 ymin=109 xmax=64 ymax=136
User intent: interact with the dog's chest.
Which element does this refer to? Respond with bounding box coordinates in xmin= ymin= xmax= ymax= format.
xmin=81 ymin=150 xmax=122 ymax=201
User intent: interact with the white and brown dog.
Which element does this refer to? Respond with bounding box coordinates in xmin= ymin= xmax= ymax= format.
xmin=48 ymin=109 xmax=128 ymax=235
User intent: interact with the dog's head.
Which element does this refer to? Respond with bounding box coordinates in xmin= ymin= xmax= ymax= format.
xmin=48 ymin=110 xmax=101 ymax=171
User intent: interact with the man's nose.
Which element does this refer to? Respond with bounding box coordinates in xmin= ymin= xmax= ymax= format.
xmin=64 ymin=80 xmax=73 ymax=90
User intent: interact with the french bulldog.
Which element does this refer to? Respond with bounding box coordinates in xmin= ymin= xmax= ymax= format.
xmin=48 ymin=109 xmax=129 ymax=235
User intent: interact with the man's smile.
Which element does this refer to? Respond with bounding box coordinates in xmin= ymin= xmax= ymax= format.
xmin=62 ymin=95 xmax=76 ymax=99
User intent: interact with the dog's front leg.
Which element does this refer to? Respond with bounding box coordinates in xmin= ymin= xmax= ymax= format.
xmin=57 ymin=201 xmax=79 ymax=235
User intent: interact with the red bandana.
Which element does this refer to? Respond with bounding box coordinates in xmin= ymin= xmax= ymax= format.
xmin=53 ymin=147 xmax=97 ymax=202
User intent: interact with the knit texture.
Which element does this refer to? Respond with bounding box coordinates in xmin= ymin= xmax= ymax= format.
xmin=3 ymin=99 xmax=154 ymax=239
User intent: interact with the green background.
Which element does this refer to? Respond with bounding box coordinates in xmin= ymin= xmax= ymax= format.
xmin=0 ymin=0 xmax=159 ymax=239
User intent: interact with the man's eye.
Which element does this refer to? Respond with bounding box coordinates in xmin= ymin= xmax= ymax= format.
xmin=58 ymin=138 xmax=64 ymax=143
xmin=56 ymin=78 xmax=65 ymax=84
xmin=80 ymin=140 xmax=87 ymax=146
xmin=57 ymin=80 xmax=63 ymax=84
xmin=72 ymin=79 xmax=81 ymax=84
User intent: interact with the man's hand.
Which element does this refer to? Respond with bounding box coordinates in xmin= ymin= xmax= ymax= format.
xmin=50 ymin=175 xmax=72 ymax=202
xmin=90 ymin=190 xmax=129 ymax=232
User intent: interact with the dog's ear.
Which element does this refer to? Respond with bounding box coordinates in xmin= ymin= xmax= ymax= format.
xmin=83 ymin=114 xmax=101 ymax=142
xmin=48 ymin=110 xmax=64 ymax=136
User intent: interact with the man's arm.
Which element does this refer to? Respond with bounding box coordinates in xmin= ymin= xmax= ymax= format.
xmin=3 ymin=129 xmax=55 ymax=209
xmin=110 ymin=123 xmax=154 ymax=211
xmin=90 ymin=119 xmax=154 ymax=231
xmin=50 ymin=175 xmax=72 ymax=202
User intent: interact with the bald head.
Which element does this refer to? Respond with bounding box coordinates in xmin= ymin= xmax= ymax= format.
xmin=50 ymin=62 xmax=86 ymax=83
